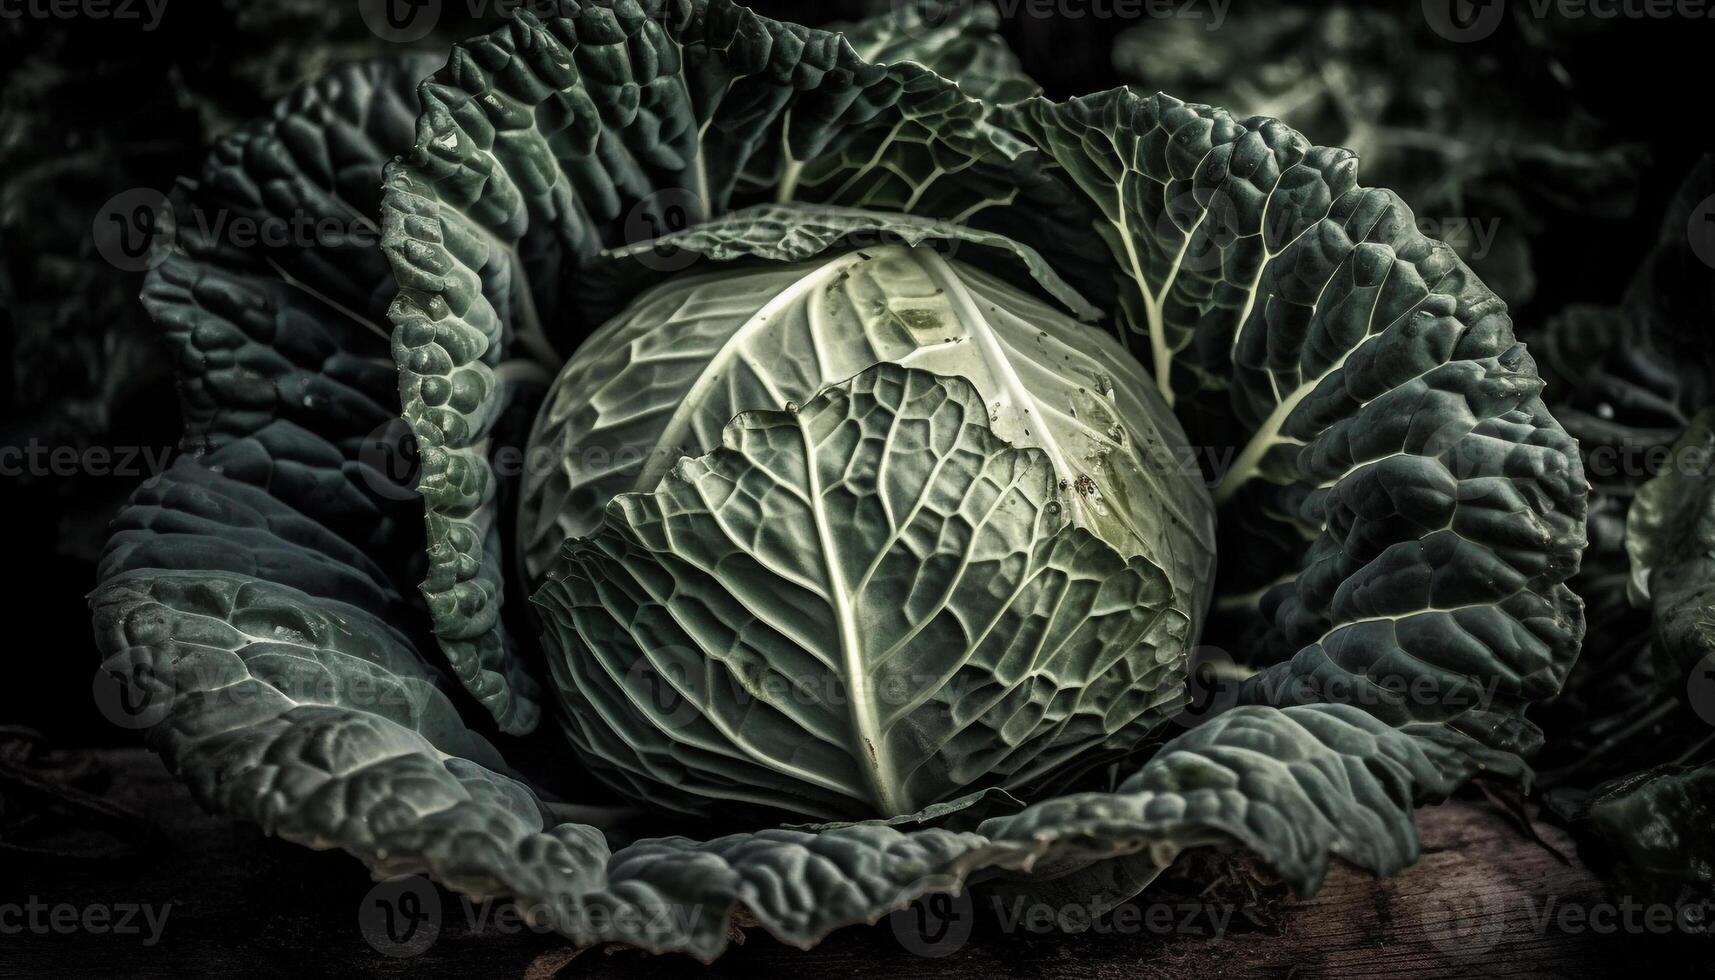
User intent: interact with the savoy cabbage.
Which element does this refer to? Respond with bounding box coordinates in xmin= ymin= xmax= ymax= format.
xmin=90 ymin=0 xmax=1589 ymax=959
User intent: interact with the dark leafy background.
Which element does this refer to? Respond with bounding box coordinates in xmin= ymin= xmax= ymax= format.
xmin=2 ymin=0 xmax=1711 ymax=915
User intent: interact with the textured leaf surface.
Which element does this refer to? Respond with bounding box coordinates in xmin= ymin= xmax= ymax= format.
xmin=534 ymin=363 xmax=1188 ymax=819
xmin=90 ymin=60 xmax=523 ymax=786
xmin=127 ymin=59 xmax=449 ymax=625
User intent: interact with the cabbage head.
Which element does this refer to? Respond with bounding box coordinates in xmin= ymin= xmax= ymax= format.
xmin=523 ymin=234 xmax=1215 ymax=818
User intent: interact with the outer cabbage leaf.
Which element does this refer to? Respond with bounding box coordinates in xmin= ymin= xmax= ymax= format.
xmin=533 ymin=363 xmax=1189 ymax=820
xmin=145 ymin=53 xmax=546 ymax=734
xmin=1001 ymin=89 xmax=1588 ymax=788
xmin=91 ymin=59 xmax=522 ymax=785
xmin=123 ymin=58 xmax=446 ymax=612
xmin=92 ymin=576 xmax=1467 ymax=962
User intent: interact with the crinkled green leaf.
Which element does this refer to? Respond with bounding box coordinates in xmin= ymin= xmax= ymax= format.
xmin=125 ymin=54 xmax=546 ymax=735
xmin=999 ymin=91 xmax=1326 ymax=408
xmin=132 ymin=58 xmax=450 ymax=614
xmin=88 ymin=66 xmax=532 ymax=858
xmin=982 ymin=703 xmax=1456 ymax=893
xmin=149 ymin=54 xmax=552 ymax=733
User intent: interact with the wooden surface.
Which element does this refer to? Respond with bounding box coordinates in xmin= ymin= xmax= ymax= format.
xmin=3 ymin=749 xmax=1706 ymax=978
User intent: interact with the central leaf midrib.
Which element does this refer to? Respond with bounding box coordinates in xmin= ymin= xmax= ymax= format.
xmin=793 ymin=404 xmax=908 ymax=817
